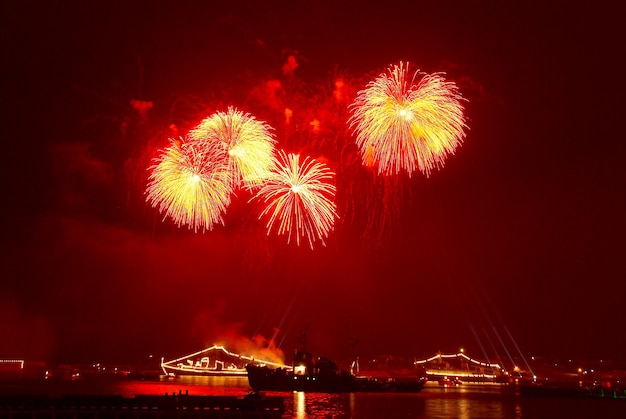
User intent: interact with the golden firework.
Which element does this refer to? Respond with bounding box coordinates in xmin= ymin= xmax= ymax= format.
xmin=253 ymin=150 xmax=338 ymax=249
xmin=146 ymin=137 xmax=232 ymax=232
xmin=187 ymin=107 xmax=277 ymax=189
xmin=348 ymin=62 xmax=468 ymax=176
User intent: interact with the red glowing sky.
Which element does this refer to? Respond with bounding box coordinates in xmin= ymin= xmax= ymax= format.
xmin=2 ymin=1 xmax=624 ymax=367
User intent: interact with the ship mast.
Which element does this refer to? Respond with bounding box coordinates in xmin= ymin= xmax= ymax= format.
xmin=297 ymin=325 xmax=309 ymax=353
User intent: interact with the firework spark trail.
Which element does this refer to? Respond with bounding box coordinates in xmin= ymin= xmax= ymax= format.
xmin=146 ymin=137 xmax=232 ymax=232
xmin=187 ymin=106 xmax=277 ymax=190
xmin=253 ymin=150 xmax=338 ymax=249
xmin=348 ymin=62 xmax=468 ymax=177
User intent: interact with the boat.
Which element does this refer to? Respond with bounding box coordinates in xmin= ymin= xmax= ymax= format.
xmin=414 ymin=351 xmax=508 ymax=383
xmin=161 ymin=345 xmax=289 ymax=377
xmin=246 ymin=350 xmax=427 ymax=393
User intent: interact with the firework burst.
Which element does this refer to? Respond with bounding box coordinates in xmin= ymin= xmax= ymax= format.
xmin=146 ymin=137 xmax=232 ymax=232
xmin=187 ymin=107 xmax=277 ymax=189
xmin=252 ymin=150 xmax=338 ymax=249
xmin=348 ymin=62 xmax=468 ymax=176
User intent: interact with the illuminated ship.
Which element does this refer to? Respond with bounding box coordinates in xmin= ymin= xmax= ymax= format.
xmin=246 ymin=350 xmax=427 ymax=393
xmin=160 ymin=345 xmax=289 ymax=377
xmin=414 ymin=350 xmax=509 ymax=383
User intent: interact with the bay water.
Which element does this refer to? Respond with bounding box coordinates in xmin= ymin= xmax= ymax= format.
xmin=2 ymin=376 xmax=624 ymax=418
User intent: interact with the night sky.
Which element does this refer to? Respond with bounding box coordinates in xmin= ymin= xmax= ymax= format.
xmin=2 ymin=1 xmax=624 ymax=368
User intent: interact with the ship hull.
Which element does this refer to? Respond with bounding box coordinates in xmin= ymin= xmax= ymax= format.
xmin=161 ymin=364 xmax=248 ymax=377
xmin=246 ymin=365 xmax=426 ymax=393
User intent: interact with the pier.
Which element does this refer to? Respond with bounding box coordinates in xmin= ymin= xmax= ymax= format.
xmin=0 ymin=394 xmax=284 ymax=419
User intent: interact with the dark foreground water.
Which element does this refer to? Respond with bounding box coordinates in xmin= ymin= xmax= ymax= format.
xmin=1 ymin=376 xmax=625 ymax=419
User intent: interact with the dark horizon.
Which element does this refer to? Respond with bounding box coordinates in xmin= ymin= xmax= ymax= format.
xmin=2 ymin=1 xmax=624 ymax=367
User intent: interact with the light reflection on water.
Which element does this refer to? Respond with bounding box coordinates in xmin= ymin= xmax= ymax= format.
xmin=109 ymin=376 xmax=250 ymax=396
xmin=0 ymin=376 xmax=251 ymax=398
xmin=2 ymin=379 xmax=625 ymax=418
xmin=278 ymin=383 xmax=624 ymax=419
xmin=276 ymin=386 xmax=511 ymax=418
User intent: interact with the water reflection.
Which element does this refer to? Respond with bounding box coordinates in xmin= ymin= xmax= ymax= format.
xmin=294 ymin=392 xmax=305 ymax=419
xmin=350 ymin=393 xmax=426 ymax=418
xmin=292 ymin=392 xmax=351 ymax=418
xmin=424 ymin=397 xmax=510 ymax=419
xmin=425 ymin=391 xmax=507 ymax=419
xmin=420 ymin=384 xmax=512 ymax=419
xmin=3 ymin=379 xmax=625 ymax=418
xmin=285 ymin=384 xmax=517 ymax=419
xmin=110 ymin=376 xmax=250 ymax=396
xmin=286 ymin=391 xmax=429 ymax=418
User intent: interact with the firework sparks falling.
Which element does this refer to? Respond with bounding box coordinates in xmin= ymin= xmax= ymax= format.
xmin=253 ymin=150 xmax=338 ymax=249
xmin=348 ymin=62 xmax=468 ymax=176
xmin=146 ymin=137 xmax=232 ymax=232
xmin=187 ymin=107 xmax=277 ymax=189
